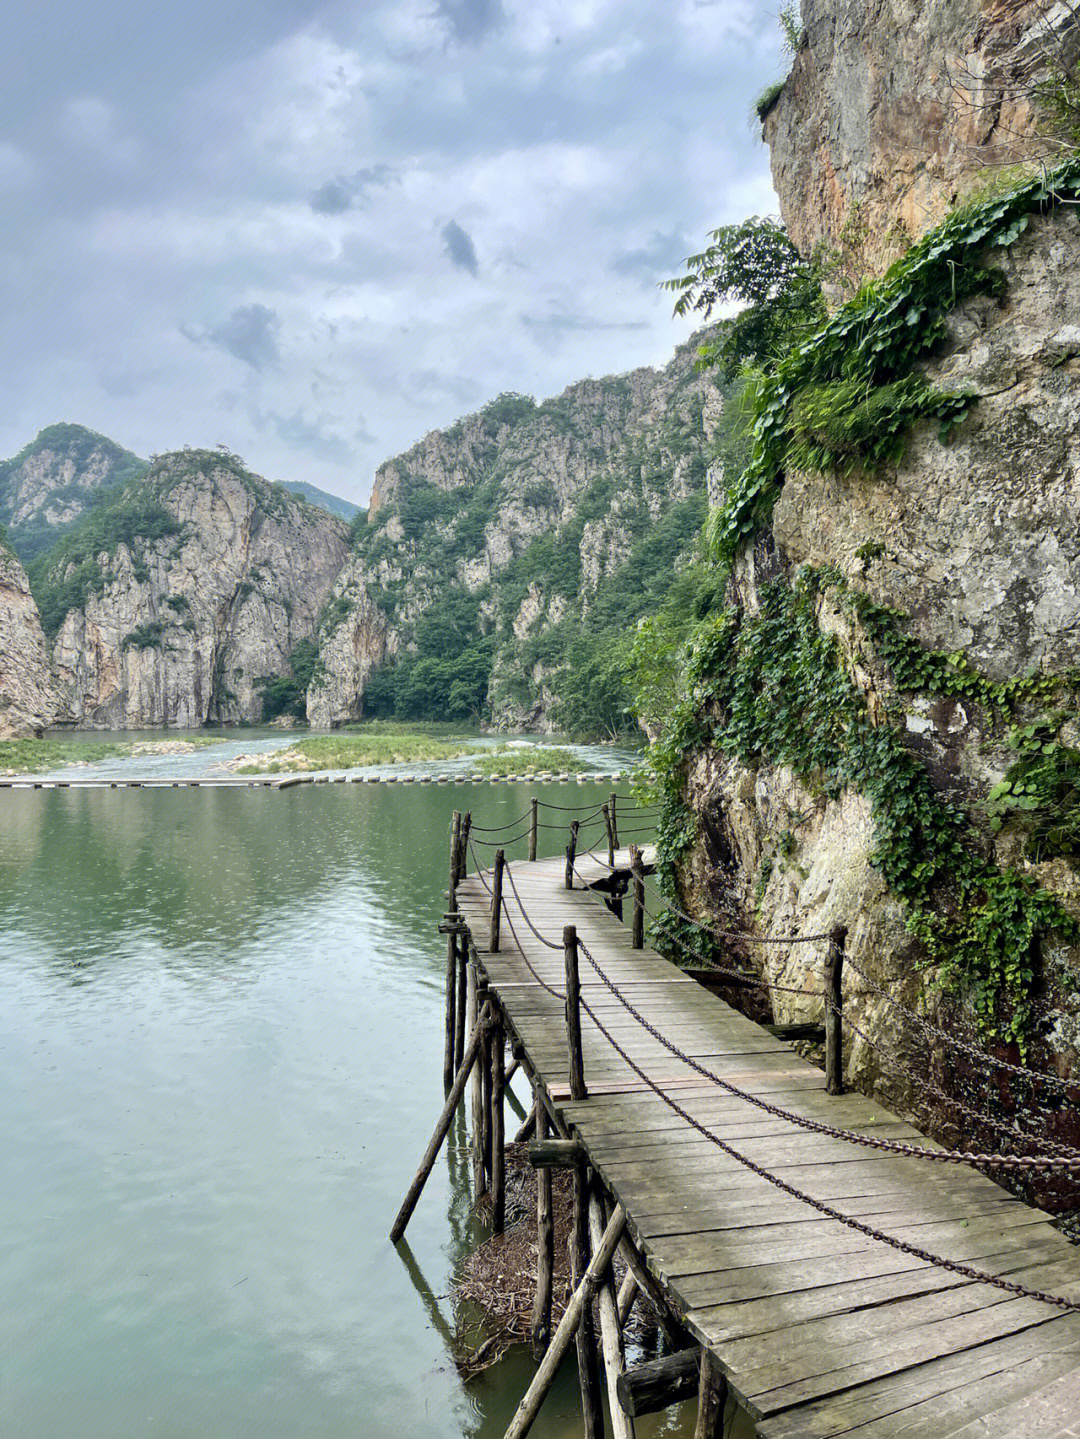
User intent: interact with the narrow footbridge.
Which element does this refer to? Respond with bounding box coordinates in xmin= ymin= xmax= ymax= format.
xmin=393 ymin=797 xmax=1080 ymax=1439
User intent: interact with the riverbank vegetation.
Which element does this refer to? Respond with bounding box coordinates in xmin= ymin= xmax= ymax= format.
xmin=473 ymin=746 xmax=587 ymax=777
xmin=0 ymin=735 xmax=226 ymax=775
xmin=232 ymin=732 xmax=481 ymax=774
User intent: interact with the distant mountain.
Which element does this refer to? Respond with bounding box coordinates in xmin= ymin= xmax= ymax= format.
xmin=0 ymin=424 xmax=148 ymax=562
xmin=279 ymin=479 xmax=360 ymax=521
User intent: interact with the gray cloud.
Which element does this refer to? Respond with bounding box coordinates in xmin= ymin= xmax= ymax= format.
xmin=206 ymin=305 xmax=281 ymax=371
xmin=441 ymin=219 xmax=479 ymax=276
xmin=612 ymin=228 xmax=695 ymax=284
xmin=0 ymin=0 xmax=780 ymax=504
xmin=432 ymin=0 xmax=505 ymax=44
xmin=310 ymin=164 xmax=399 ymax=215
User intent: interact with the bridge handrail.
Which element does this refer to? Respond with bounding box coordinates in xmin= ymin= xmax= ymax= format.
xmin=466 ymin=842 xmax=1080 ymax=1312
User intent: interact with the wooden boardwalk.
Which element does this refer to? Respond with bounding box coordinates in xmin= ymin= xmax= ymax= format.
xmin=457 ymin=851 xmax=1080 ymax=1439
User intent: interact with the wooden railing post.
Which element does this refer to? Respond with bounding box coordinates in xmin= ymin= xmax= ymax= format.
xmin=824 ymin=926 xmax=847 ymax=1096
xmin=609 ymin=792 xmax=619 ymax=849
xmin=564 ymin=924 xmax=587 ymax=1101
xmin=459 ymin=812 xmax=472 ymax=877
xmin=629 ymin=844 xmax=645 ymax=949
xmin=529 ymin=797 xmax=539 ymax=862
xmin=565 ymin=820 xmax=580 ymax=890
xmin=490 ymin=848 xmax=505 ymax=953
xmin=531 ymin=1102 xmax=554 ymax=1358
xmin=603 ymin=802 xmax=615 ymax=869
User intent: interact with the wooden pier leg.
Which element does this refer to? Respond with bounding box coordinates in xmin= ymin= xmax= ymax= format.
xmin=502 ymin=1205 xmax=626 ymax=1439
xmin=454 ymin=944 xmax=467 ymax=1071
xmin=565 ymin=820 xmax=580 ymax=890
xmin=616 ymin=1269 xmax=638 ymax=1330
xmin=572 ymin=1162 xmax=604 ymax=1439
xmin=390 ymin=1003 xmax=492 ymax=1241
xmin=588 ymin=1190 xmax=636 ymax=1439
xmin=529 ymin=797 xmax=539 ymax=862
xmin=468 ymin=963 xmax=486 ymax=1196
xmin=824 ymin=925 xmax=847 ymax=1096
xmin=479 ymin=977 xmax=493 ymax=1192
xmin=630 ymin=844 xmax=645 ymax=950
xmin=443 ymin=928 xmax=459 ymax=1089
xmin=694 ymin=1350 xmax=728 ymax=1439
xmin=603 ymin=802 xmax=616 ymax=869
xmin=491 ymin=1012 xmax=506 ymax=1234
xmin=531 ymin=1103 xmax=554 ymax=1359
xmin=515 ymin=1098 xmax=538 ymax=1144
xmin=564 ymin=925 xmax=587 ymax=1101
xmin=490 ymin=848 xmax=505 ymax=953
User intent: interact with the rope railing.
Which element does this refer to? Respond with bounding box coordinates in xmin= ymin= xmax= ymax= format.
xmin=469 ymin=845 xmax=1080 ymax=1313
xmin=565 ymin=843 xmax=1079 ymax=1159
xmin=576 ymin=833 xmax=1080 ymax=1098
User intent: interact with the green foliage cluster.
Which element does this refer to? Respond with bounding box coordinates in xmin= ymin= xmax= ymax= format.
xmin=702 ymin=156 xmax=1080 ymax=565
xmin=256 ymin=638 xmax=325 ymax=721
xmin=474 ymin=745 xmax=586 ymax=776
xmin=637 ymin=569 xmax=1078 ymax=1045
xmin=786 ymin=374 xmax=972 ymax=474
xmin=121 ymin=621 xmax=167 ymax=651
xmin=664 ymin=218 xmax=825 ymax=380
xmin=28 ymin=485 xmax=184 ymax=640
xmin=986 ymin=723 xmax=1080 ymax=860
xmin=754 ymin=81 xmax=785 ymax=121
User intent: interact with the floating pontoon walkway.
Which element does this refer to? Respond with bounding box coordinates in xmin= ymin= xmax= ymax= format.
xmin=456 ymin=850 xmax=1080 ymax=1439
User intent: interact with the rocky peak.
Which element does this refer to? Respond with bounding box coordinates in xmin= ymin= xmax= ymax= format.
xmin=0 ymin=538 xmax=65 ymax=737
xmin=0 ymin=423 xmax=147 ymax=562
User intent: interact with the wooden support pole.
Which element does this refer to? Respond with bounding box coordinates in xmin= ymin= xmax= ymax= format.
xmin=565 ymin=820 xmax=580 ymax=890
xmin=617 ymin=1350 xmax=701 ymax=1419
xmin=443 ymin=929 xmax=459 ymax=1089
xmin=609 ymin=792 xmax=619 ymax=849
xmin=529 ymin=797 xmax=539 ymax=863
xmin=603 ymin=802 xmax=616 ymax=869
xmin=479 ymin=977 xmax=493 ymax=1190
xmin=469 ymin=965 xmax=486 ymax=1196
xmin=571 ymin=1163 xmax=604 ymax=1439
xmin=693 ymin=1350 xmax=728 ymax=1439
xmin=531 ymin=1104 xmax=554 ymax=1359
xmin=588 ymin=1191 xmax=636 ymax=1439
xmin=564 ymin=925 xmax=587 ymax=1102
xmin=630 ymin=843 xmax=645 ymax=950
xmin=390 ymin=1003 xmax=492 ymax=1242
xmin=502 ymin=1204 xmax=626 ymax=1439
xmin=454 ymin=944 xmax=467 ymax=1071
xmin=528 ymin=1137 xmax=585 ymax=1169
xmin=616 ymin=1269 xmax=638 ymax=1329
xmin=824 ymin=925 xmax=847 ymax=1096
xmin=491 ymin=1013 xmax=506 ymax=1234
xmin=444 ymin=812 xmax=461 ymax=1089
xmin=617 ymin=1238 xmax=684 ymax=1349
xmin=515 ymin=1098 xmax=538 ymax=1144
xmin=504 ymin=1054 xmax=520 ymax=1086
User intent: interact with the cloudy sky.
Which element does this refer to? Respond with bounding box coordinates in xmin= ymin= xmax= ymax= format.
xmin=0 ymin=0 xmax=785 ymax=504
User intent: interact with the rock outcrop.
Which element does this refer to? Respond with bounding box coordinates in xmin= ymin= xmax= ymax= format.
xmin=309 ymin=334 xmax=722 ymax=728
xmin=46 ymin=454 xmax=348 ymax=728
xmin=765 ymin=0 xmax=1080 ymax=278
xmin=671 ymin=4 xmax=1080 ymax=1188
xmin=0 ymin=542 xmax=65 ymax=737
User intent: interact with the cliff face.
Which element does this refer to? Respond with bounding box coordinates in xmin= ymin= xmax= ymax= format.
xmin=0 ymin=542 xmax=65 ymax=738
xmin=0 ymin=424 xmax=147 ymax=562
xmin=672 ymin=6 xmax=1080 ymax=1188
xmin=766 ymin=0 xmax=1080 ymax=277
xmin=308 ymin=334 xmax=722 ymax=729
xmin=45 ymin=454 xmax=348 ymax=728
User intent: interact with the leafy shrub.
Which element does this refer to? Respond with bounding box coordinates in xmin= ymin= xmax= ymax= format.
xmin=121 ymin=622 xmax=166 ymax=651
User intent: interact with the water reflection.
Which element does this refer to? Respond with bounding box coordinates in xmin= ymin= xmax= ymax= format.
xmin=0 ymin=781 xmax=729 ymax=1438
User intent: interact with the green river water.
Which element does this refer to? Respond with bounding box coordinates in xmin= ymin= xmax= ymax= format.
xmin=0 ymin=779 xmax=739 ymax=1438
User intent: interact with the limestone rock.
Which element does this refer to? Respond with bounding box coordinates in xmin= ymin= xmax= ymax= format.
xmin=0 ymin=542 xmax=65 ymax=737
